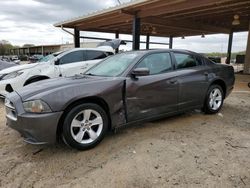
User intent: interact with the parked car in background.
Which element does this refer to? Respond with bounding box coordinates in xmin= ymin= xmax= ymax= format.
xmin=18 ymin=55 xmax=29 ymax=61
xmin=29 ymin=54 xmax=44 ymax=63
xmin=0 ymin=56 xmax=20 ymax=64
xmin=5 ymin=49 xmax=235 ymax=150
xmin=0 ymin=40 xmax=122 ymax=98
xmin=208 ymin=57 xmax=221 ymax=64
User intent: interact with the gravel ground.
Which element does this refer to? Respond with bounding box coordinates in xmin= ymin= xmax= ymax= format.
xmin=0 ymin=74 xmax=249 ymax=188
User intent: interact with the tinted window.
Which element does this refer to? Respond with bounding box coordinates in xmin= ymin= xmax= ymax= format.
xmin=85 ymin=52 xmax=139 ymax=77
xmin=60 ymin=51 xmax=84 ymax=64
xmin=86 ymin=50 xmax=108 ymax=60
xmin=196 ymin=56 xmax=203 ymax=66
xmin=174 ymin=53 xmax=199 ymax=69
xmin=136 ymin=53 xmax=172 ymax=75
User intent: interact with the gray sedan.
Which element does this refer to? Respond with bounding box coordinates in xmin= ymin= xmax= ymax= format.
xmin=5 ymin=49 xmax=235 ymax=150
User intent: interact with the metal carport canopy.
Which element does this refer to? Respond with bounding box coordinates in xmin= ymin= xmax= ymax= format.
xmin=54 ymin=0 xmax=250 ymax=37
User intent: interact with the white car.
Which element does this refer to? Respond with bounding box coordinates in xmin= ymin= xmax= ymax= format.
xmin=0 ymin=45 xmax=117 ymax=98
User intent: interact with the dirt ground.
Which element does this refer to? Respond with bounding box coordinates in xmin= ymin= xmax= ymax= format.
xmin=0 ymin=75 xmax=249 ymax=188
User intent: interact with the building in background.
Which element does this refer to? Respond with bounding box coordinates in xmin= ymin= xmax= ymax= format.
xmin=9 ymin=42 xmax=99 ymax=56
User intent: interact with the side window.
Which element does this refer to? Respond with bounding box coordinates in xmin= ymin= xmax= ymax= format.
xmin=135 ymin=53 xmax=172 ymax=75
xmin=174 ymin=53 xmax=199 ymax=69
xmin=86 ymin=50 xmax=108 ymax=60
xmin=196 ymin=56 xmax=203 ymax=66
xmin=60 ymin=51 xmax=84 ymax=65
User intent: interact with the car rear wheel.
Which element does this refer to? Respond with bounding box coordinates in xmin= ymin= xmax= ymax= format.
xmin=62 ymin=103 xmax=108 ymax=150
xmin=204 ymin=84 xmax=224 ymax=114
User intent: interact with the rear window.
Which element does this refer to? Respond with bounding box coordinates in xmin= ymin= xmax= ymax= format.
xmin=86 ymin=50 xmax=108 ymax=60
xmin=60 ymin=51 xmax=84 ymax=64
xmin=174 ymin=53 xmax=200 ymax=69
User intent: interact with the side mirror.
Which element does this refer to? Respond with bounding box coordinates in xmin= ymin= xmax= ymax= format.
xmin=54 ymin=58 xmax=60 ymax=65
xmin=131 ymin=68 xmax=150 ymax=78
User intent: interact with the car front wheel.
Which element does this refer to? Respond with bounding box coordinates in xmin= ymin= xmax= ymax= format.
xmin=62 ymin=103 xmax=108 ymax=150
xmin=204 ymin=84 xmax=224 ymax=114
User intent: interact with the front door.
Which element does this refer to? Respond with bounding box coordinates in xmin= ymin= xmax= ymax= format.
xmin=126 ymin=52 xmax=179 ymax=122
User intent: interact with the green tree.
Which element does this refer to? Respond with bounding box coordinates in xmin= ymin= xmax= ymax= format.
xmin=0 ymin=40 xmax=14 ymax=55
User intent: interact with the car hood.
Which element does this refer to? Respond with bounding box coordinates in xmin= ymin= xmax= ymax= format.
xmin=0 ymin=63 xmax=38 ymax=74
xmin=16 ymin=75 xmax=124 ymax=101
xmin=0 ymin=60 xmax=17 ymax=71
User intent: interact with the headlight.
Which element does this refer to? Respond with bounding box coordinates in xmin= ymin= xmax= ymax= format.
xmin=0 ymin=74 xmax=7 ymax=80
xmin=2 ymin=71 xmax=23 ymax=80
xmin=23 ymin=100 xmax=52 ymax=113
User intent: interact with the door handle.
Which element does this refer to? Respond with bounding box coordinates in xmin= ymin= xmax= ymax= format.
xmin=169 ymin=79 xmax=178 ymax=84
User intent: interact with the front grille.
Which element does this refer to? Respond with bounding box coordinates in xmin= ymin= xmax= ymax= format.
xmin=5 ymin=98 xmax=17 ymax=121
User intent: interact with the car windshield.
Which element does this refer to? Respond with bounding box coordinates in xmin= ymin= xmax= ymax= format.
xmin=38 ymin=51 xmax=63 ymax=63
xmin=38 ymin=54 xmax=55 ymax=63
xmin=85 ymin=52 xmax=140 ymax=77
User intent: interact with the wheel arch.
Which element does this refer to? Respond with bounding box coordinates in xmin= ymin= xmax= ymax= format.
xmin=56 ymin=96 xmax=111 ymax=139
xmin=209 ymin=79 xmax=227 ymax=98
xmin=24 ymin=75 xmax=50 ymax=86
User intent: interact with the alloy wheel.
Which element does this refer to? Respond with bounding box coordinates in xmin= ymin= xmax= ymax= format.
xmin=70 ymin=109 xmax=103 ymax=144
xmin=209 ymin=88 xmax=222 ymax=111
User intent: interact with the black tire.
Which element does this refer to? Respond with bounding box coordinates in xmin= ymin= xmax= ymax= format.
xmin=24 ymin=77 xmax=48 ymax=86
xmin=203 ymin=84 xmax=224 ymax=114
xmin=62 ymin=103 xmax=108 ymax=150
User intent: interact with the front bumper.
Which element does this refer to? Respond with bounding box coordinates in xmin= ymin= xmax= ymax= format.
xmin=5 ymin=92 xmax=63 ymax=144
xmin=0 ymin=77 xmax=25 ymax=98
xmin=0 ymin=83 xmax=8 ymax=98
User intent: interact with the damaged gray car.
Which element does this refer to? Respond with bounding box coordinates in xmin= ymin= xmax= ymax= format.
xmin=5 ymin=49 xmax=235 ymax=150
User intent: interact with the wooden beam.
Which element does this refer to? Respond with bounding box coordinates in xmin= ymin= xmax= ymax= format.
xmin=119 ymin=9 xmax=137 ymax=15
xmin=189 ymin=10 xmax=250 ymax=23
xmin=142 ymin=17 xmax=230 ymax=34
xmin=75 ymin=16 xmax=132 ymax=29
xmin=138 ymin=0 xmax=234 ymax=18
xmin=162 ymin=0 xmax=250 ymax=20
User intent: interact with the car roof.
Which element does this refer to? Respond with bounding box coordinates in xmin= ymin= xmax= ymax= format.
xmin=133 ymin=49 xmax=198 ymax=54
xmin=66 ymin=47 xmax=114 ymax=53
xmin=123 ymin=49 xmax=203 ymax=57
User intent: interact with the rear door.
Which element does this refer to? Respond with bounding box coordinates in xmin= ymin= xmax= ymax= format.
xmin=126 ymin=52 xmax=179 ymax=122
xmin=172 ymin=52 xmax=209 ymax=110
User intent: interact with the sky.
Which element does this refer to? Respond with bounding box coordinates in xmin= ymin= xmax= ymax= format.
xmin=0 ymin=0 xmax=248 ymax=53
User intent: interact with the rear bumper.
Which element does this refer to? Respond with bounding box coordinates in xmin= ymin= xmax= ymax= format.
xmin=225 ymin=85 xmax=234 ymax=98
